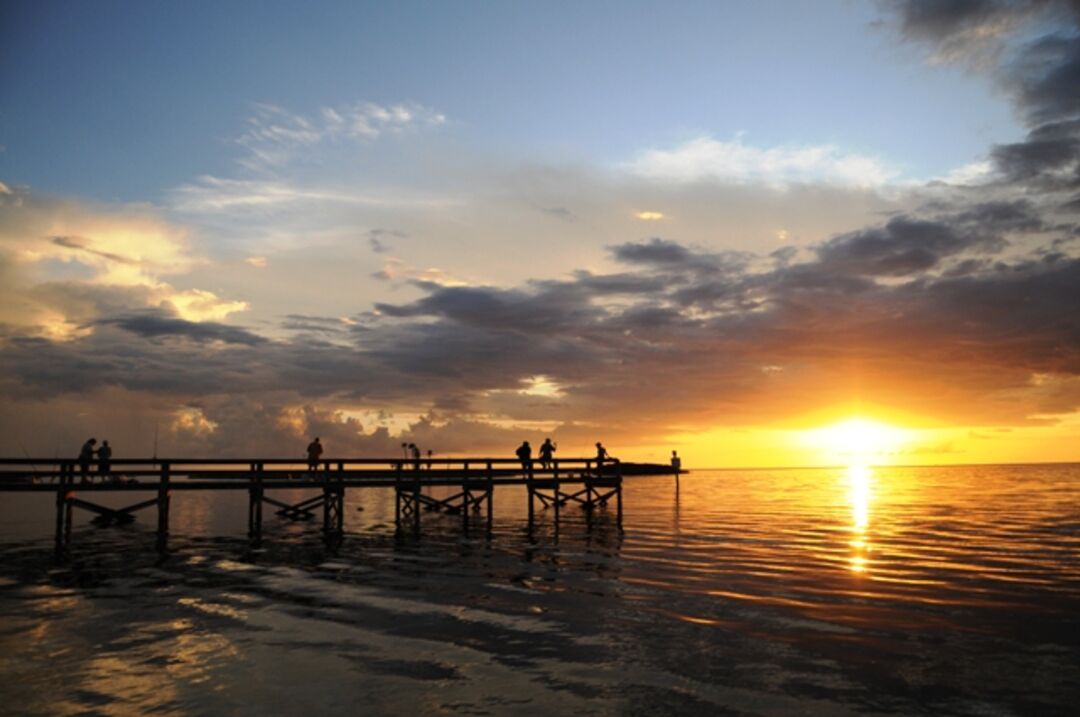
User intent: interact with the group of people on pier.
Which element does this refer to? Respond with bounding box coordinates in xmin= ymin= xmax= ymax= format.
xmin=302 ymin=436 xmax=613 ymax=476
xmin=77 ymin=437 xmax=113 ymax=481
xmin=515 ymin=439 xmax=609 ymax=474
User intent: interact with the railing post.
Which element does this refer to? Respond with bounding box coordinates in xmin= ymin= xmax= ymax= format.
xmin=585 ymin=459 xmax=595 ymax=528
xmin=527 ymin=458 xmax=535 ymax=527
xmin=248 ymin=462 xmax=263 ymax=543
xmin=615 ymin=459 xmax=623 ymax=531
xmin=337 ymin=461 xmax=345 ymax=534
xmin=462 ymin=461 xmax=470 ymax=530
xmin=412 ymin=460 xmax=421 ymax=534
xmin=323 ymin=461 xmax=345 ymax=540
xmin=54 ymin=462 xmax=72 ymax=555
xmin=156 ymin=462 xmax=171 ymax=552
xmin=486 ymin=460 xmax=494 ymax=532
xmin=394 ymin=461 xmax=402 ymax=526
xmin=553 ymin=459 xmax=560 ymax=525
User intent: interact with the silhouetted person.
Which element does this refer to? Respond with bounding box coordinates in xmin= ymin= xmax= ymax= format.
xmin=595 ymin=442 xmax=608 ymax=476
xmin=516 ymin=441 xmax=532 ymax=474
xmin=671 ymin=450 xmax=681 ymax=473
xmin=426 ymin=449 xmax=433 ymax=470
xmin=97 ymin=440 xmax=113 ymax=476
xmin=307 ymin=437 xmax=323 ymax=472
xmin=539 ymin=438 xmax=556 ymax=469
xmin=409 ymin=443 xmax=421 ymax=471
xmin=78 ymin=438 xmax=97 ymax=482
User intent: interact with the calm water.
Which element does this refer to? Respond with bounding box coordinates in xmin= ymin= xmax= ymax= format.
xmin=0 ymin=465 xmax=1078 ymax=716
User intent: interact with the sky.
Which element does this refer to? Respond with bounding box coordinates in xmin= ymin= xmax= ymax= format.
xmin=1 ymin=0 xmax=1078 ymax=467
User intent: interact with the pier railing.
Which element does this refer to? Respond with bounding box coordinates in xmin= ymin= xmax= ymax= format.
xmin=0 ymin=457 xmax=623 ymax=552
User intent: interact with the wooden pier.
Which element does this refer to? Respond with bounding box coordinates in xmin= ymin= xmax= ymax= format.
xmin=0 ymin=457 xmax=623 ymax=552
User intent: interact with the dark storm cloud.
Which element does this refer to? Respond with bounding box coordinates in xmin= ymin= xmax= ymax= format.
xmin=98 ymin=311 xmax=267 ymax=345
xmin=610 ymin=238 xmax=753 ymax=277
xmin=890 ymin=0 xmax=1080 ymax=198
xmin=814 ymin=206 xmax=1023 ymax=277
xmin=889 ymin=0 xmax=1049 ymax=42
xmin=375 ymin=284 xmax=604 ymax=332
xmin=611 ymin=237 xmax=698 ymax=267
xmin=991 ymin=119 xmax=1080 ymax=185
xmin=1008 ymin=32 xmax=1080 ymax=125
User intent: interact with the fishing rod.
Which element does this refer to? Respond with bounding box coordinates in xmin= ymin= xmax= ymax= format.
xmin=17 ymin=438 xmax=40 ymax=483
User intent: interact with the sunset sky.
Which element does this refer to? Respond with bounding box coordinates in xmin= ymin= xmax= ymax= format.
xmin=1 ymin=1 xmax=1078 ymax=467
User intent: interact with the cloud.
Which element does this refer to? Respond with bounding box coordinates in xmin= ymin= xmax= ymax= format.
xmin=0 ymin=186 xmax=248 ymax=340
xmin=884 ymin=0 xmax=1049 ymax=67
xmin=624 ymin=136 xmax=900 ymax=188
xmin=98 ymin=310 xmax=266 ymax=346
xmin=237 ymin=101 xmax=447 ymax=169
xmin=814 ymin=203 xmax=1032 ymax=277
xmin=367 ymin=228 xmax=406 ymax=254
xmin=4 ymin=7 xmax=1080 ymax=459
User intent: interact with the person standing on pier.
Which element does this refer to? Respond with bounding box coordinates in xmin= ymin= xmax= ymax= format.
xmin=78 ymin=438 xmax=97 ymax=482
xmin=516 ymin=441 xmax=533 ymax=475
xmin=595 ymin=442 xmax=609 ymax=476
xmin=539 ymin=438 xmax=556 ymax=470
xmin=97 ymin=440 xmax=113 ymax=477
xmin=306 ymin=437 xmax=323 ymax=472
xmin=671 ymin=450 xmax=681 ymax=473
xmin=409 ymin=443 xmax=421 ymax=471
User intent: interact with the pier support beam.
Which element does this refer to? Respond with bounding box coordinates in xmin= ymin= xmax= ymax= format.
xmin=323 ymin=463 xmax=345 ymax=542
xmin=395 ymin=461 xmax=421 ymax=534
xmin=248 ymin=463 xmax=263 ymax=544
xmin=54 ymin=463 xmax=73 ymax=555
xmin=156 ymin=463 xmax=171 ymax=552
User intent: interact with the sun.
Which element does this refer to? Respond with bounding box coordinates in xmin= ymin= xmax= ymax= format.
xmin=802 ymin=417 xmax=910 ymax=466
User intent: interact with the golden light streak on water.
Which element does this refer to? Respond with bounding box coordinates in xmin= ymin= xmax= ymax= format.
xmin=846 ymin=464 xmax=873 ymax=573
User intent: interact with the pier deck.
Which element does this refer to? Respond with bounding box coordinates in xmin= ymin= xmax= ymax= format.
xmin=0 ymin=457 xmax=623 ymax=552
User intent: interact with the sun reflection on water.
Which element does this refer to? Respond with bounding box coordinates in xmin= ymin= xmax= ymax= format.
xmin=846 ymin=464 xmax=873 ymax=573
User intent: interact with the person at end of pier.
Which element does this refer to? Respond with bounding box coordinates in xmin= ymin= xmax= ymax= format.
xmin=306 ymin=437 xmax=323 ymax=473
xmin=97 ymin=440 xmax=113 ymax=478
xmin=539 ymin=438 xmax=556 ymax=470
xmin=78 ymin=438 xmax=97 ymax=483
xmin=595 ymin=442 xmax=609 ymax=476
xmin=409 ymin=443 xmax=421 ymax=471
xmin=671 ymin=450 xmax=681 ymax=473
xmin=516 ymin=441 xmax=533 ymax=475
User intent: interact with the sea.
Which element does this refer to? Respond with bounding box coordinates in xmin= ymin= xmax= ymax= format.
xmin=0 ymin=464 xmax=1077 ymax=716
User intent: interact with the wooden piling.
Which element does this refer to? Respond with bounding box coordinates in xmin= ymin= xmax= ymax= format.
xmin=156 ymin=462 xmax=171 ymax=551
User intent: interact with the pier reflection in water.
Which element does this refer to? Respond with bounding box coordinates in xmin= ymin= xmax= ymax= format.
xmin=1 ymin=465 xmax=1079 ymax=716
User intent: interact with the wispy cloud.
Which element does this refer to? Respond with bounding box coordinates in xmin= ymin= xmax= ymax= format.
xmin=237 ymin=101 xmax=447 ymax=169
xmin=624 ymin=136 xmax=900 ymax=188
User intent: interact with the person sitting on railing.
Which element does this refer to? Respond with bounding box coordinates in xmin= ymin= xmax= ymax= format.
xmin=78 ymin=438 xmax=97 ymax=483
